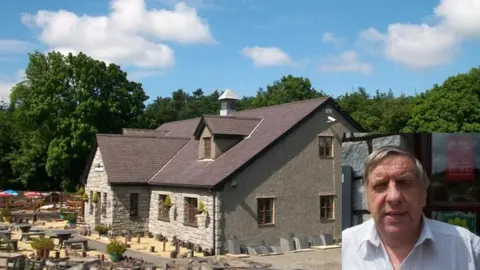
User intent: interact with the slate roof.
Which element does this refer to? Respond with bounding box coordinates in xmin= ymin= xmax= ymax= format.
xmin=96 ymin=135 xmax=189 ymax=183
xmin=122 ymin=128 xmax=169 ymax=137
xmin=93 ymin=96 xmax=363 ymax=187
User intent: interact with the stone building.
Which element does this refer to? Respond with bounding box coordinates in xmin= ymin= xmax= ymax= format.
xmin=83 ymin=89 xmax=364 ymax=254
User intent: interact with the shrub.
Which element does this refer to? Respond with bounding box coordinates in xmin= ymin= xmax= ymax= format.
xmin=106 ymin=239 xmax=127 ymax=255
xmin=95 ymin=224 xmax=109 ymax=236
xmin=0 ymin=207 xmax=11 ymax=217
xmin=65 ymin=213 xmax=77 ymax=223
xmin=31 ymin=237 xmax=55 ymax=250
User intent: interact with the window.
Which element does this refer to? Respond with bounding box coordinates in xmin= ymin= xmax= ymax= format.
xmin=129 ymin=193 xmax=139 ymax=217
xmin=184 ymin=197 xmax=198 ymax=225
xmin=158 ymin=194 xmax=170 ymax=221
xmin=318 ymin=136 xmax=333 ymax=157
xmin=94 ymin=163 xmax=104 ymax=172
xmin=320 ymin=195 xmax=335 ymax=221
xmin=257 ymin=198 xmax=274 ymax=225
xmin=204 ymin=137 xmax=212 ymax=158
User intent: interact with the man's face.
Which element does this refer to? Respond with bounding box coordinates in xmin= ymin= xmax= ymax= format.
xmin=366 ymin=154 xmax=426 ymax=236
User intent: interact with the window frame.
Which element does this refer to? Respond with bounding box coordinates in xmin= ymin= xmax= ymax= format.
xmin=320 ymin=195 xmax=335 ymax=221
xmin=318 ymin=136 xmax=334 ymax=158
xmin=184 ymin=197 xmax=198 ymax=227
xmin=257 ymin=197 xmax=275 ymax=226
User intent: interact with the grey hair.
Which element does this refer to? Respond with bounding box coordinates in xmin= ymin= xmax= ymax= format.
xmin=362 ymin=145 xmax=431 ymax=190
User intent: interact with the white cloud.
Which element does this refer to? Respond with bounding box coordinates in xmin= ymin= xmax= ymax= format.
xmin=241 ymin=46 xmax=293 ymax=67
xmin=434 ymin=0 xmax=480 ymax=38
xmin=318 ymin=50 xmax=373 ymax=74
xmin=358 ymin=24 xmax=459 ymax=69
xmin=357 ymin=0 xmax=480 ymax=69
xmin=0 ymin=70 xmax=25 ymax=102
xmin=321 ymin=32 xmax=345 ymax=46
xmin=154 ymin=0 xmax=221 ymax=10
xmin=0 ymin=40 xmax=33 ymax=53
xmin=21 ymin=0 xmax=216 ymax=69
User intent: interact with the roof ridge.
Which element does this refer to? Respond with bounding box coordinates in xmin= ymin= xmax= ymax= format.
xmin=203 ymin=115 xmax=262 ymax=121
xmin=97 ymin=134 xmax=190 ymax=140
xmin=237 ymin=96 xmax=330 ymax=113
xmin=122 ymin=128 xmax=167 ymax=132
xmin=158 ymin=117 xmax=202 ymax=125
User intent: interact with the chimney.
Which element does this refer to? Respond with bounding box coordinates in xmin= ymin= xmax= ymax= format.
xmin=218 ymin=88 xmax=239 ymax=116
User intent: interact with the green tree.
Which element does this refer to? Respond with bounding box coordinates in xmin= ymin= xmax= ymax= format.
xmin=0 ymin=107 xmax=19 ymax=189
xmin=404 ymin=67 xmax=480 ymax=132
xmin=144 ymin=89 xmax=220 ymax=128
xmin=336 ymin=87 xmax=414 ymax=132
xmin=248 ymin=75 xmax=326 ymax=108
xmin=8 ymin=51 xmax=148 ymax=190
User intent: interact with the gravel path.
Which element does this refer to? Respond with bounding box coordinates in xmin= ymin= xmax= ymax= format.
xmin=80 ymin=237 xmax=172 ymax=266
xmin=247 ymin=248 xmax=341 ymax=270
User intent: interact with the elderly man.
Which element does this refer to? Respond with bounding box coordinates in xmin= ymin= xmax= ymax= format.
xmin=342 ymin=145 xmax=480 ymax=270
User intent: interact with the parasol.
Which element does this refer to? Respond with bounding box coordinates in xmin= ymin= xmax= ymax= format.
xmin=24 ymin=191 xmax=43 ymax=198
xmin=0 ymin=190 xmax=18 ymax=197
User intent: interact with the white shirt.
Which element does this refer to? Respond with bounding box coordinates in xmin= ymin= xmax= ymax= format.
xmin=342 ymin=216 xmax=480 ymax=270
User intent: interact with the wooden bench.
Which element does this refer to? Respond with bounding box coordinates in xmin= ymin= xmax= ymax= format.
xmin=20 ymin=232 xmax=45 ymax=242
xmin=64 ymin=238 xmax=88 ymax=256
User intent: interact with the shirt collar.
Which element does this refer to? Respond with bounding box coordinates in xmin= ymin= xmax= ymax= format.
xmin=357 ymin=215 xmax=434 ymax=252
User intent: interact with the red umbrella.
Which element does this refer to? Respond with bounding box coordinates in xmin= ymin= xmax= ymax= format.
xmin=24 ymin=191 xmax=43 ymax=198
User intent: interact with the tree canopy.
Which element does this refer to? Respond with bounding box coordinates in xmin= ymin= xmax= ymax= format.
xmin=0 ymin=50 xmax=479 ymax=191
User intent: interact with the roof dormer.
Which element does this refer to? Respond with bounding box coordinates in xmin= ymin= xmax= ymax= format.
xmin=194 ymin=115 xmax=261 ymax=160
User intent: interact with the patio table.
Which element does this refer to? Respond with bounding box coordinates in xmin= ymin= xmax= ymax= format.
xmin=0 ymin=230 xmax=11 ymax=240
xmin=49 ymin=230 xmax=76 ymax=249
xmin=13 ymin=224 xmax=32 ymax=233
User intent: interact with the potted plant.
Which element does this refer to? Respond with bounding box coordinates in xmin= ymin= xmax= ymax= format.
xmin=31 ymin=237 xmax=55 ymax=259
xmin=65 ymin=213 xmax=77 ymax=228
xmin=106 ymin=239 xmax=127 ymax=262
xmin=92 ymin=192 xmax=99 ymax=203
xmin=195 ymin=201 xmax=208 ymax=227
xmin=1 ymin=207 xmax=11 ymax=222
xmin=164 ymin=195 xmax=172 ymax=208
xmin=95 ymin=224 xmax=109 ymax=238
xmin=197 ymin=201 xmax=205 ymax=214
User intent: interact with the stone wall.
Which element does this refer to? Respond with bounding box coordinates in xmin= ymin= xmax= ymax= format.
xmin=148 ymin=187 xmax=219 ymax=252
xmin=342 ymin=134 xmax=414 ymax=223
xmin=84 ymin=148 xmax=114 ymax=228
xmin=111 ymin=186 xmax=151 ymax=235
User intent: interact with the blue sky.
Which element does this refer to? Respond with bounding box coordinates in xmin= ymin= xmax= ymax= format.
xmin=1 ymin=0 xmax=480 ymax=103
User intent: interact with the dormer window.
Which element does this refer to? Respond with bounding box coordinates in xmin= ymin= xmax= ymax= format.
xmin=204 ymin=137 xmax=212 ymax=159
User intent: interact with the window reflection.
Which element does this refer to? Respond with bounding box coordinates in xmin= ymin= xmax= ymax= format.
xmin=429 ymin=133 xmax=480 ymax=204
